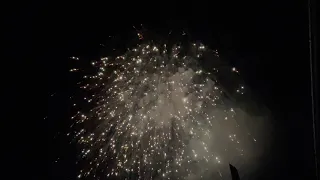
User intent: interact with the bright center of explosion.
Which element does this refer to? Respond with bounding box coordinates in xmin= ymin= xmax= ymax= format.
xmin=72 ymin=43 xmax=259 ymax=179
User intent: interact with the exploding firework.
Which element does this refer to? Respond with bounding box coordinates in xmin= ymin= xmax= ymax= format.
xmin=69 ymin=38 xmax=259 ymax=179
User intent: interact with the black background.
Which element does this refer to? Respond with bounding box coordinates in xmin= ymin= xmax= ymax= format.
xmin=30 ymin=1 xmax=316 ymax=179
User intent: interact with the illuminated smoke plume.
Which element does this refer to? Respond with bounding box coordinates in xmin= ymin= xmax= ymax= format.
xmin=70 ymin=41 xmax=265 ymax=180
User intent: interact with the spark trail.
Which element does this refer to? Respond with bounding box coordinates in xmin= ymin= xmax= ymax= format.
xmin=70 ymin=42 xmax=258 ymax=180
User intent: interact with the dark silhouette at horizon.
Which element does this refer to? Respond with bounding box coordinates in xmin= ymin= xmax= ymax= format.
xmin=229 ymin=164 xmax=240 ymax=180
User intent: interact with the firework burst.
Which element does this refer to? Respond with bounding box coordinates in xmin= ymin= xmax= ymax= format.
xmin=69 ymin=39 xmax=258 ymax=179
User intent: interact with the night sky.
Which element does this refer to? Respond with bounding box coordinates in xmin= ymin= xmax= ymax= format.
xmin=41 ymin=1 xmax=317 ymax=179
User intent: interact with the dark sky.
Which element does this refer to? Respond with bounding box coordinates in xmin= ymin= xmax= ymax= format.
xmin=41 ymin=1 xmax=317 ymax=180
